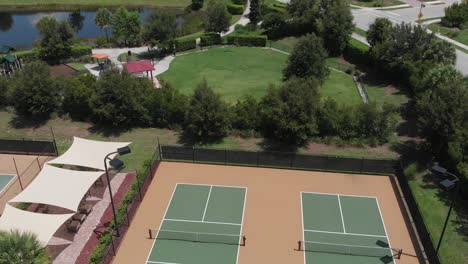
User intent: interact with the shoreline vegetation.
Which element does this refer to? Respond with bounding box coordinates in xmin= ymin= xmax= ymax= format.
xmin=0 ymin=0 xmax=190 ymax=11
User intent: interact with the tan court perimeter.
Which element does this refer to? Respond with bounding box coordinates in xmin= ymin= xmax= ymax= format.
xmin=113 ymin=162 xmax=422 ymax=264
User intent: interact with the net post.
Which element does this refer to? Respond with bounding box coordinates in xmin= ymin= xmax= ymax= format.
xmin=396 ymin=249 xmax=403 ymax=259
xmin=297 ymin=240 xmax=302 ymax=251
xmin=242 ymin=236 xmax=246 ymax=246
xmin=148 ymin=229 xmax=153 ymax=239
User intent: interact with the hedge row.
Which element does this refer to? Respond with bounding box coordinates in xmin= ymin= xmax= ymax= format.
xmin=343 ymin=39 xmax=370 ymax=65
xmin=15 ymin=49 xmax=39 ymax=61
xmin=227 ymin=34 xmax=268 ymax=47
xmin=175 ymin=38 xmax=197 ymax=52
xmin=231 ymin=0 xmax=244 ymax=4
xmin=262 ymin=4 xmax=286 ymax=15
xmin=70 ymin=45 xmax=92 ymax=57
xmin=13 ymin=45 xmax=91 ymax=61
xmin=89 ymin=159 xmax=153 ymax=264
xmin=200 ymin=33 xmax=222 ymax=46
xmin=227 ymin=3 xmax=244 ymax=15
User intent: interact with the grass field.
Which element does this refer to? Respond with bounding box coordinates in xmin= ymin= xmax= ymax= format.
xmin=428 ymin=23 xmax=468 ymax=46
xmin=322 ymin=71 xmax=362 ymax=105
xmin=407 ymin=169 xmax=468 ymax=264
xmin=351 ymin=0 xmax=405 ymax=7
xmin=271 ymin=37 xmax=300 ymax=53
xmin=0 ymin=0 xmax=190 ymax=9
xmin=158 ymin=47 xmax=288 ymax=103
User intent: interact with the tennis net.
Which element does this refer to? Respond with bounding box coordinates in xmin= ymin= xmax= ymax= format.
xmin=149 ymin=229 xmax=245 ymax=246
xmin=299 ymin=240 xmax=393 ymax=258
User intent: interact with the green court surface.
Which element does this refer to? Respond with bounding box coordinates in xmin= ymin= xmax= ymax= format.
xmin=147 ymin=183 xmax=246 ymax=264
xmin=301 ymin=192 xmax=396 ymax=264
xmin=0 ymin=174 xmax=15 ymax=195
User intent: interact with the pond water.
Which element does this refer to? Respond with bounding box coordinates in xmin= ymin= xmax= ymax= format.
xmin=0 ymin=9 xmax=179 ymax=48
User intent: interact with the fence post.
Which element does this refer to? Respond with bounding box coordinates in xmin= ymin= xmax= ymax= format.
xmin=256 ymin=151 xmax=260 ymax=167
xmin=125 ymin=205 xmax=130 ymax=226
xmin=224 ymin=149 xmax=228 ymax=165
xmin=192 ymin=147 xmax=195 ymax=163
xmin=137 ymin=171 xmax=143 ymax=200
xmin=360 ymin=158 xmax=364 ymax=173
xmin=290 ymin=153 xmax=295 ymax=168
xmin=110 ymin=232 xmax=116 ymax=256
xmin=50 ymin=127 xmax=59 ymax=156
xmin=12 ymin=157 xmax=23 ymax=190
xmin=157 ymin=137 xmax=162 ymax=161
xmin=36 ymin=157 xmax=41 ymax=170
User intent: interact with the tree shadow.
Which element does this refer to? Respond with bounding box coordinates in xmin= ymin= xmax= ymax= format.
xmin=256 ymin=137 xmax=299 ymax=153
xmin=177 ymin=131 xmax=225 ymax=147
xmin=87 ymin=123 xmax=131 ymax=138
xmin=9 ymin=114 xmax=48 ymax=129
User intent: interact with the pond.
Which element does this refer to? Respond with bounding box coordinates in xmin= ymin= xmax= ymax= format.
xmin=0 ymin=9 xmax=183 ymax=49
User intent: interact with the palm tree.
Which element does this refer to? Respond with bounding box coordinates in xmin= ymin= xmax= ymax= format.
xmin=0 ymin=230 xmax=50 ymax=264
xmin=95 ymin=8 xmax=113 ymax=43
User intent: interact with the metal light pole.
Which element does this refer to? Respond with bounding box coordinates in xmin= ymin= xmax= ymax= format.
xmin=104 ymin=146 xmax=131 ymax=237
xmin=431 ymin=165 xmax=460 ymax=255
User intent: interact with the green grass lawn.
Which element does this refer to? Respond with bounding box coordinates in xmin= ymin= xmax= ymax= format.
xmin=408 ymin=169 xmax=468 ymax=264
xmin=354 ymin=27 xmax=367 ymax=37
xmin=351 ymin=0 xmax=404 ymax=7
xmin=271 ymin=37 xmax=300 ymax=53
xmin=428 ymin=23 xmax=468 ymax=46
xmin=365 ymin=82 xmax=408 ymax=107
xmin=158 ymin=46 xmax=288 ymax=103
xmin=322 ymin=70 xmax=362 ymax=105
xmin=0 ymin=0 xmax=190 ymax=9
xmin=66 ymin=63 xmax=87 ymax=72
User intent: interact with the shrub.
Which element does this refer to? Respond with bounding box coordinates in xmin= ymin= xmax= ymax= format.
xmin=227 ymin=3 xmax=244 ymax=15
xmin=231 ymin=95 xmax=260 ymax=131
xmin=192 ymin=0 xmax=204 ymax=10
xmin=226 ymin=34 xmax=267 ymax=46
xmin=61 ymin=75 xmax=96 ymax=120
xmin=441 ymin=0 xmax=468 ymax=28
xmin=200 ymin=33 xmax=222 ymax=46
xmin=232 ymin=0 xmax=245 ymax=4
xmin=343 ymin=39 xmax=370 ymax=65
xmin=15 ymin=49 xmax=39 ymax=61
xmin=174 ymin=38 xmax=197 ymax=52
xmin=70 ymin=45 xmax=92 ymax=58
xmin=0 ymin=77 xmax=9 ymax=108
xmin=404 ymin=162 xmax=420 ymax=180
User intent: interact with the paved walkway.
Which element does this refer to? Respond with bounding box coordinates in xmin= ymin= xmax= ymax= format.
xmin=52 ymin=173 xmax=127 ymax=264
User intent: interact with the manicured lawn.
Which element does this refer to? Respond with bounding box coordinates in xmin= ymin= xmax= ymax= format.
xmin=158 ymin=46 xmax=288 ymax=103
xmin=351 ymin=0 xmax=405 ymax=7
xmin=66 ymin=63 xmax=87 ymax=72
xmin=428 ymin=23 xmax=468 ymax=46
xmin=271 ymin=37 xmax=300 ymax=53
xmin=0 ymin=0 xmax=190 ymax=9
xmin=354 ymin=27 xmax=367 ymax=37
xmin=408 ymin=170 xmax=468 ymax=264
xmin=322 ymin=70 xmax=362 ymax=105
xmin=365 ymin=82 xmax=408 ymax=107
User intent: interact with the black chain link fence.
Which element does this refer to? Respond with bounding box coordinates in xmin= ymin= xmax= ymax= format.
xmin=0 ymin=137 xmax=58 ymax=156
xmin=160 ymin=145 xmax=397 ymax=175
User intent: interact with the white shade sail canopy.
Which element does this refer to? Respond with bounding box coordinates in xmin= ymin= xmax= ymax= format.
xmin=47 ymin=137 xmax=131 ymax=171
xmin=9 ymin=165 xmax=103 ymax=212
xmin=0 ymin=204 xmax=73 ymax=246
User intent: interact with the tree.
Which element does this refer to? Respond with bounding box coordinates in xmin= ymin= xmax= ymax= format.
xmin=317 ymin=0 xmax=353 ymax=55
xmin=261 ymin=12 xmax=285 ymax=30
xmin=441 ymin=0 xmax=468 ymax=28
xmin=91 ymin=70 xmax=152 ymax=127
xmin=147 ymin=82 xmax=188 ymax=127
xmin=260 ymin=77 xmax=320 ymax=145
xmin=231 ymin=95 xmax=260 ymax=131
xmin=61 ymin=75 xmax=96 ymax=120
xmin=191 ymin=0 xmax=204 ymax=10
xmin=142 ymin=9 xmax=177 ymax=45
xmin=287 ymin=0 xmax=316 ymax=18
xmin=183 ymin=79 xmax=229 ymax=143
xmin=416 ymin=77 xmax=467 ymax=156
xmin=367 ymin=18 xmax=393 ymax=47
xmin=414 ymin=65 xmax=463 ymax=95
xmin=36 ymin=16 xmax=74 ymax=63
xmin=205 ymin=0 xmax=231 ymax=33
xmin=283 ymin=34 xmax=329 ymax=82
xmin=95 ymin=8 xmax=113 ymax=42
xmin=112 ymin=6 xmax=141 ymax=46
xmin=0 ymin=77 xmax=9 ymax=108
xmin=0 ymin=230 xmax=50 ymax=264
xmin=249 ymin=0 xmax=261 ymax=25
xmin=11 ymin=61 xmax=59 ymax=119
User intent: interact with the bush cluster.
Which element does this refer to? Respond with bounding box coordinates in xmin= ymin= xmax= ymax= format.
xmin=200 ymin=33 xmax=222 ymax=46
xmin=174 ymin=38 xmax=197 ymax=52
xmin=227 ymin=34 xmax=267 ymax=46
xmin=227 ymin=3 xmax=244 ymax=15
xmin=441 ymin=0 xmax=468 ymax=28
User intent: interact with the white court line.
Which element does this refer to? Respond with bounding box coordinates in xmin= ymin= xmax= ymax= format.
xmin=304 ymin=229 xmax=387 ymax=238
xmin=337 ymin=195 xmax=346 ymax=233
xmin=202 ymin=186 xmax=213 ymax=221
xmin=164 ymin=218 xmax=241 ymax=226
xmin=177 ymin=182 xmax=247 ymax=190
xmin=236 ymin=187 xmax=248 ymax=264
xmin=301 ymin=191 xmax=377 ymax=199
xmin=147 ymin=261 xmax=181 ymax=264
xmin=300 ymin=193 xmax=306 ymax=264
xmin=145 ymin=184 xmax=179 ymax=264
xmin=375 ymin=197 xmax=396 ymax=263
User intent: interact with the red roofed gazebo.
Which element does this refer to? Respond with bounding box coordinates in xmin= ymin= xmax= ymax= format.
xmin=123 ymin=60 xmax=160 ymax=88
